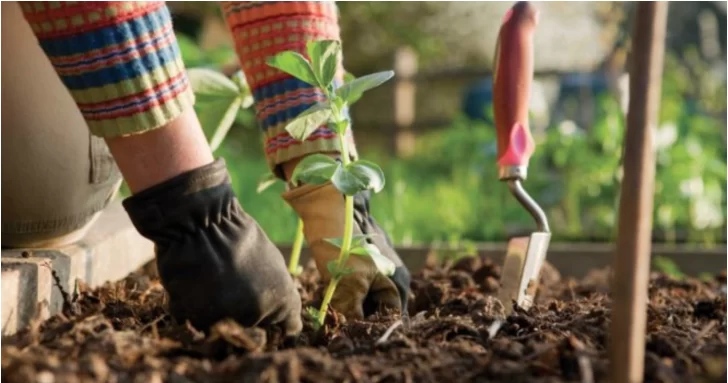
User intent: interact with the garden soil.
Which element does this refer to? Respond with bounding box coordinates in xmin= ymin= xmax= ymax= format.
xmin=2 ymin=255 xmax=726 ymax=383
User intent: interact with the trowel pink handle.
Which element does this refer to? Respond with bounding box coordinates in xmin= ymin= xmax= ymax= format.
xmin=493 ymin=2 xmax=538 ymax=167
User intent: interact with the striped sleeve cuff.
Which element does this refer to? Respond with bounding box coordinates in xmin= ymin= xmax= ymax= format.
xmin=222 ymin=1 xmax=357 ymax=169
xmin=21 ymin=1 xmax=194 ymax=138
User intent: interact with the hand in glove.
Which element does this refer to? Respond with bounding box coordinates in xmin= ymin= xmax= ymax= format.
xmin=123 ymin=159 xmax=302 ymax=335
xmin=284 ymin=183 xmax=410 ymax=320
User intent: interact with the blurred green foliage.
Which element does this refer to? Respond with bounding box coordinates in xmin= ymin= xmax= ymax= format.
xmin=652 ymin=256 xmax=686 ymax=279
xmin=176 ymin=34 xmax=236 ymax=70
xmin=215 ymin=82 xmax=726 ymax=246
xmin=166 ymin=13 xmax=725 ymax=247
xmin=177 ymin=34 xmax=258 ymax=133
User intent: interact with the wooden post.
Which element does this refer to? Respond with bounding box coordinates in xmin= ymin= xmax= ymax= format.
xmin=609 ymin=2 xmax=668 ymax=383
xmin=393 ymin=46 xmax=418 ymax=157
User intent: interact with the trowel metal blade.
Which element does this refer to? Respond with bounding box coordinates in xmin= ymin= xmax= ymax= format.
xmin=498 ymin=232 xmax=551 ymax=315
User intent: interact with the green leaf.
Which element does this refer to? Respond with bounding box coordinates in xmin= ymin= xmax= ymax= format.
xmin=305 ymin=306 xmax=321 ymax=320
xmin=330 ymin=159 xmax=387 ymax=195
xmin=188 ymin=68 xmax=240 ymax=100
xmin=256 ymin=173 xmax=279 ymax=194
xmin=351 ymin=244 xmax=396 ymax=276
xmin=324 ymin=234 xmax=376 ymax=249
xmin=285 ymin=103 xmax=333 ymax=141
xmin=343 ymin=71 xmax=356 ymax=84
xmin=231 ymin=71 xmax=254 ymax=108
xmin=187 ymin=68 xmax=247 ymax=150
xmin=349 ymin=247 xmax=370 ymax=256
xmin=331 ymin=166 xmax=366 ymax=195
xmin=347 ymin=160 xmax=386 ymax=193
xmin=307 ymin=306 xmax=322 ymax=330
xmin=653 ymin=256 xmax=685 ymax=279
xmin=291 ymin=154 xmax=340 ymax=186
xmin=324 ymin=237 xmax=344 ymax=249
xmin=206 ymin=45 xmax=236 ymax=68
xmin=231 ymin=70 xmax=246 ymax=89
xmin=332 ymin=119 xmax=350 ymax=135
xmin=326 ymin=260 xmax=339 ymax=276
xmin=307 ymin=40 xmax=341 ymax=88
xmin=326 ymin=261 xmax=354 ymax=278
xmin=336 ymin=71 xmax=394 ymax=105
xmin=177 ymin=34 xmax=205 ymax=67
xmin=266 ymin=51 xmax=319 ymax=86
xmin=195 ymin=96 xmax=243 ymax=152
xmin=333 ymin=97 xmax=346 ymax=114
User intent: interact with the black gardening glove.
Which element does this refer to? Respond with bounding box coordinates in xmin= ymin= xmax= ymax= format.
xmin=353 ymin=190 xmax=411 ymax=315
xmin=123 ymin=159 xmax=302 ymax=335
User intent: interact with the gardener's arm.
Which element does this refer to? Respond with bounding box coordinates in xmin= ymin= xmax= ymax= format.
xmin=221 ymin=1 xmax=411 ymax=319
xmin=20 ymin=1 xmax=301 ymax=333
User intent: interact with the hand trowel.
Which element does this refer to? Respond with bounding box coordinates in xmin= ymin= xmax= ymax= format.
xmin=492 ymin=1 xmax=551 ymax=315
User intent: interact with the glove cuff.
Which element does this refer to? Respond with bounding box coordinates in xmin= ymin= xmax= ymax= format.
xmin=122 ymin=158 xmax=233 ymax=240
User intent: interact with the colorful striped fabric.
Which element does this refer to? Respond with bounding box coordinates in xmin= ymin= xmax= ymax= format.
xmin=222 ymin=1 xmax=358 ymax=170
xmin=21 ymin=1 xmax=194 ymax=138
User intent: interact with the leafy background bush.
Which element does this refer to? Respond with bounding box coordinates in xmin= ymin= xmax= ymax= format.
xmin=202 ymin=92 xmax=726 ymax=247
xmin=142 ymin=2 xmax=726 ymax=247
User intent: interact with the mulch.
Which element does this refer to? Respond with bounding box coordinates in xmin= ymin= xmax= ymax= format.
xmin=2 ymin=255 xmax=726 ymax=383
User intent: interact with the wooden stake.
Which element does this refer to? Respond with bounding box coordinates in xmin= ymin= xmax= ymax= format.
xmin=609 ymin=2 xmax=669 ymax=383
xmin=393 ymin=46 xmax=418 ymax=157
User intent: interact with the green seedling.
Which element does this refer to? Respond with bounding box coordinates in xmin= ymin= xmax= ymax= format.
xmin=188 ymin=68 xmax=254 ymax=152
xmin=434 ymin=238 xmax=478 ymax=266
xmin=257 ymin=173 xmax=305 ymax=277
xmin=652 ymin=255 xmax=685 ymax=279
xmin=267 ymin=40 xmax=396 ymax=328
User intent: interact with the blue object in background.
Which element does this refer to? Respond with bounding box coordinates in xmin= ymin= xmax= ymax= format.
xmin=462 ymin=78 xmax=494 ymax=122
xmin=556 ymin=72 xmax=609 ymax=100
xmin=462 ymin=73 xmax=612 ymax=127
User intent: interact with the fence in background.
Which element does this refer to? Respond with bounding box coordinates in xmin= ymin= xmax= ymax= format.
xmin=389 ymin=46 xmax=616 ymax=157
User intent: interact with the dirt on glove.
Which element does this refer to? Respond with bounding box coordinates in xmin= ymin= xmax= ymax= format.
xmin=2 ymin=256 xmax=726 ymax=383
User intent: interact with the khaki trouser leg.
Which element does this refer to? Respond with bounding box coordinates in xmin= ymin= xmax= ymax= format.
xmin=1 ymin=2 xmax=122 ymax=248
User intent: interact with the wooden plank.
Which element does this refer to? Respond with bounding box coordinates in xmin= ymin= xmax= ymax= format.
xmin=393 ymin=47 xmax=418 ymax=157
xmin=414 ymin=68 xmax=566 ymax=82
xmin=277 ymin=242 xmax=726 ymax=278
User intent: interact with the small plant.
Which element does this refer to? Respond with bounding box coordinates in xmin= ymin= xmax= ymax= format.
xmin=267 ymin=40 xmax=396 ymax=327
xmin=652 ymin=255 xmax=685 ymax=279
xmin=187 ymin=68 xmax=254 ymax=152
xmin=434 ymin=238 xmax=478 ymax=266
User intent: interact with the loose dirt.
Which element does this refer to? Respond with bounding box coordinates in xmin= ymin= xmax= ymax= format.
xmin=2 ymin=256 xmax=726 ymax=383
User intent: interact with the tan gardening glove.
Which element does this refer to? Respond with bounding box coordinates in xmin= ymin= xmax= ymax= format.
xmin=283 ymin=182 xmax=410 ymax=320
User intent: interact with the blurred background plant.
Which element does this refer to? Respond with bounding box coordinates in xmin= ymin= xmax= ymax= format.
xmin=140 ymin=1 xmax=726 ymax=247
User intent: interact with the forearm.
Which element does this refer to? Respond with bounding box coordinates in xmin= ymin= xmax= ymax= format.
xmin=21 ymin=2 xmax=212 ymax=193
xmin=20 ymin=1 xmax=195 ymax=138
xmin=221 ymin=1 xmax=357 ymax=175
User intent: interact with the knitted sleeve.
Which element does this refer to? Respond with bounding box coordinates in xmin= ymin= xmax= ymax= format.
xmin=20 ymin=1 xmax=194 ymax=138
xmin=221 ymin=1 xmax=357 ymax=171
